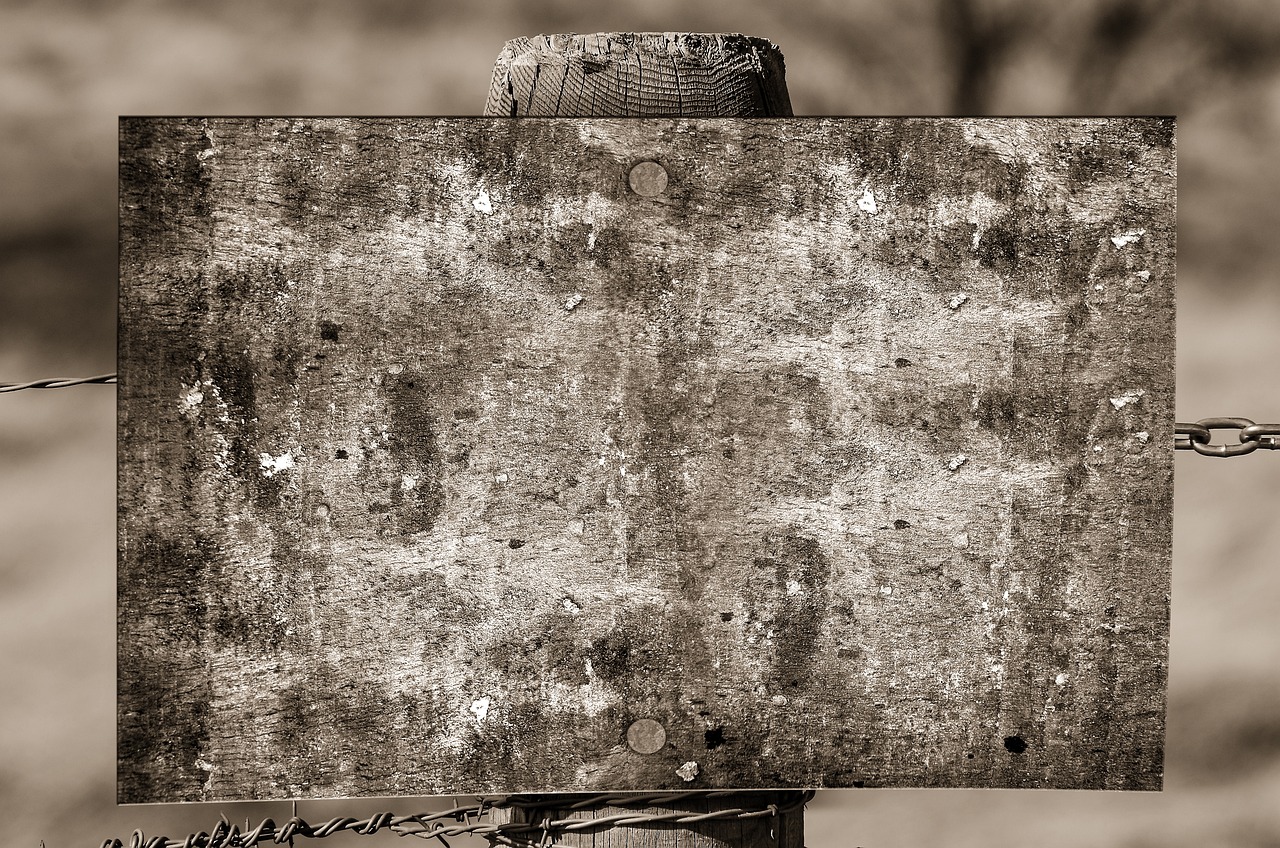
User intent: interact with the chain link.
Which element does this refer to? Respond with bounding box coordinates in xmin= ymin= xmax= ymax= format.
xmin=1175 ymin=418 xmax=1280 ymax=457
xmin=99 ymin=791 xmax=816 ymax=848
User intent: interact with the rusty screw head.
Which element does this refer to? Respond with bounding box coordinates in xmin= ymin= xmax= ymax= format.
xmin=628 ymin=161 xmax=668 ymax=197
xmin=626 ymin=718 xmax=667 ymax=754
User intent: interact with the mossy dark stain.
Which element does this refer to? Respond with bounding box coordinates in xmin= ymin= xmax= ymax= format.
xmin=975 ymin=214 xmax=1020 ymax=271
xmin=1067 ymin=137 xmax=1140 ymax=189
xmin=117 ymin=530 xmax=213 ymax=802
xmin=1137 ymin=117 xmax=1175 ymax=149
xmin=383 ymin=372 xmax=446 ymax=536
xmin=751 ymin=531 xmax=832 ymax=692
xmin=976 ymin=384 xmax=1019 ymax=433
xmin=319 ymin=321 xmax=341 ymax=342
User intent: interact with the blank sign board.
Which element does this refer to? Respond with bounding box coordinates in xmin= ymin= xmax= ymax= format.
xmin=119 ymin=118 xmax=1174 ymax=801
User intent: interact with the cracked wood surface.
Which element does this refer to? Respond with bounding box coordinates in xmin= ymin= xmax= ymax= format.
xmin=119 ymin=116 xmax=1174 ymax=802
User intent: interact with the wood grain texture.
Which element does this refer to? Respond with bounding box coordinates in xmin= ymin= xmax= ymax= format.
xmin=484 ymin=33 xmax=792 ymax=117
xmin=119 ymin=117 xmax=1175 ymax=802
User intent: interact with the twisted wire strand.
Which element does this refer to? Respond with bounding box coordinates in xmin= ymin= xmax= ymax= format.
xmin=0 ymin=373 xmax=116 ymax=393
xmin=101 ymin=791 xmax=816 ymax=848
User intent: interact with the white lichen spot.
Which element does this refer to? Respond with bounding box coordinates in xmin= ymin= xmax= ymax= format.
xmin=676 ymin=761 xmax=700 ymax=782
xmin=259 ymin=451 xmax=295 ymax=476
xmin=1055 ymin=673 xmax=1069 ymax=686
xmin=949 ymin=293 xmax=969 ymax=310
xmin=953 ymin=532 xmax=969 ymax=549
xmin=1110 ymin=390 xmax=1144 ymax=410
xmin=1093 ymin=444 xmax=1104 ymax=453
xmin=786 ymin=580 xmax=803 ymax=596
xmin=1094 ymin=283 xmax=1105 ymax=292
xmin=564 ymin=293 xmax=584 ymax=311
xmin=879 ymin=585 xmax=893 ymax=596
xmin=1135 ymin=270 xmax=1151 ymax=280
xmin=473 ymin=188 xmax=493 ymax=215
xmin=1110 ymin=229 xmax=1145 ymax=249
xmin=387 ymin=363 xmax=404 ymax=375
xmin=179 ymin=385 xmax=205 ymax=412
xmin=1136 ymin=431 xmax=1151 ymax=443
xmin=948 ymin=454 xmax=968 ymax=471
xmin=857 ymin=187 xmax=878 ymax=214
xmin=569 ymin=518 xmax=585 ymax=536
xmin=771 ymin=694 xmax=788 ymax=706
xmin=587 ymin=229 xmax=597 ymax=251
xmin=470 ymin=696 xmax=491 ymax=723
xmin=194 ymin=756 xmax=215 ymax=772
xmin=563 ymin=597 xmax=582 ymax=615
xmin=494 ymin=472 xmax=509 ymax=484
xmin=401 ymin=475 xmax=417 ymax=490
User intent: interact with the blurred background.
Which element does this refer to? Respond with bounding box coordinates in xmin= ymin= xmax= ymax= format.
xmin=3 ymin=0 xmax=1280 ymax=845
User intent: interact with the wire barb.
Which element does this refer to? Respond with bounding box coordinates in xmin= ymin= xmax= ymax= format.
xmin=0 ymin=373 xmax=117 ymax=393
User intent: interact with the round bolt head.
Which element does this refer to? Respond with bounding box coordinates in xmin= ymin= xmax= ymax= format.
xmin=626 ymin=718 xmax=667 ymax=754
xmin=628 ymin=161 xmax=668 ymax=197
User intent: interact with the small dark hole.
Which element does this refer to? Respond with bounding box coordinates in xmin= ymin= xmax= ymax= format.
xmin=894 ymin=357 xmax=912 ymax=368
xmin=704 ymin=727 xmax=725 ymax=750
xmin=319 ymin=321 xmax=341 ymax=342
xmin=893 ymin=519 xmax=911 ymax=530
xmin=852 ymin=780 xmax=865 ymax=788
xmin=508 ymin=539 xmax=525 ymax=549
xmin=1003 ymin=734 xmax=1028 ymax=754
xmin=720 ymin=611 xmax=734 ymax=622
xmin=967 ymin=753 xmax=975 ymax=759
xmin=335 ymin=449 xmax=349 ymax=459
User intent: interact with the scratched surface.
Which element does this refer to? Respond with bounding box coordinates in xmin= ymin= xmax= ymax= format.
xmin=118 ymin=118 xmax=1175 ymax=802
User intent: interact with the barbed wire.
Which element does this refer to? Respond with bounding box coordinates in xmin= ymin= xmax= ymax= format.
xmin=100 ymin=791 xmax=816 ymax=848
xmin=0 ymin=373 xmax=116 ymax=393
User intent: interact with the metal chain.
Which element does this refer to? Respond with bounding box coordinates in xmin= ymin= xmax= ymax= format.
xmin=1175 ymin=418 xmax=1280 ymax=457
xmin=5 ymin=372 xmax=1278 ymax=460
xmin=100 ymin=791 xmax=816 ymax=848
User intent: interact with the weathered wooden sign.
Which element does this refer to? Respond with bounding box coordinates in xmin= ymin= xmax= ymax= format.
xmin=119 ymin=117 xmax=1174 ymax=802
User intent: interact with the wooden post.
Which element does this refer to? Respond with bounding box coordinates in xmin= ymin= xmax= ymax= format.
xmin=484 ymin=31 xmax=801 ymax=848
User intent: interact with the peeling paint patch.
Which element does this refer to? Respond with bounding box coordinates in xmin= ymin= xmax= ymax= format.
xmin=1110 ymin=229 xmax=1145 ymax=249
xmin=786 ymin=580 xmax=803 ymax=596
xmin=258 ymin=451 xmax=295 ymax=476
xmin=401 ymin=475 xmax=417 ymax=490
xmin=564 ymin=293 xmax=584 ymax=311
xmin=857 ymin=187 xmax=878 ymax=214
xmin=586 ymin=229 xmax=596 ymax=251
xmin=470 ymin=696 xmax=490 ymax=723
xmin=563 ymin=597 xmax=581 ymax=615
xmin=953 ymin=532 xmax=969 ymax=549
xmin=949 ymin=293 xmax=969 ymax=310
xmin=1110 ymin=390 xmax=1144 ymax=410
xmin=1135 ymin=270 xmax=1151 ymax=280
xmin=473 ymin=189 xmax=493 ymax=215
xmin=1055 ymin=673 xmax=1069 ymax=686
xmin=1135 ymin=431 xmax=1151 ymax=443
xmin=676 ymin=761 xmax=700 ymax=782
xmin=948 ymin=454 xmax=968 ymax=471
